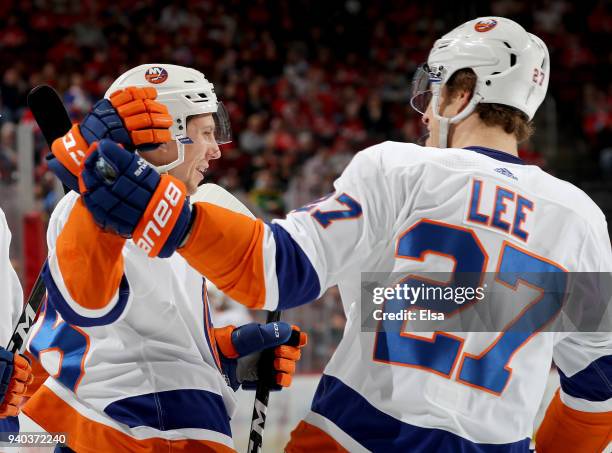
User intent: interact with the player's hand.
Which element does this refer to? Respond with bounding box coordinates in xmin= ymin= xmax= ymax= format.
xmin=214 ymin=322 xmax=307 ymax=391
xmin=0 ymin=349 xmax=34 ymax=419
xmin=78 ymin=139 xmax=191 ymax=258
xmin=48 ymin=86 xmax=173 ymax=192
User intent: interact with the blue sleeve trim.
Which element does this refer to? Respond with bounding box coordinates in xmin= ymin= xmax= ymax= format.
xmin=104 ymin=389 xmax=231 ymax=436
xmin=312 ymin=374 xmax=530 ymax=452
xmin=42 ymin=261 xmax=130 ymax=327
xmin=47 ymin=156 xmax=79 ymax=193
xmin=558 ymin=355 xmax=612 ymax=402
xmin=158 ymin=201 xmax=192 ymax=258
xmin=268 ymin=223 xmax=320 ymax=309
xmin=0 ymin=416 xmax=18 ymax=435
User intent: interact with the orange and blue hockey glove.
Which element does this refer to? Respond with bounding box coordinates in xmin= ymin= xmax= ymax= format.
xmin=0 ymin=349 xmax=34 ymax=419
xmin=48 ymin=86 xmax=172 ymax=192
xmin=78 ymin=139 xmax=191 ymax=258
xmin=214 ymin=322 xmax=307 ymax=391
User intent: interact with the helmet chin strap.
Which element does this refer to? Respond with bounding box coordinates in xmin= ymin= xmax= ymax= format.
xmin=431 ymin=82 xmax=483 ymax=148
xmin=138 ymin=136 xmax=194 ymax=174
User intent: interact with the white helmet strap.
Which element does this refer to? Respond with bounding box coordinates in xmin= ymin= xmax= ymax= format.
xmin=143 ymin=136 xmax=193 ymax=174
xmin=431 ymin=79 xmax=483 ymax=148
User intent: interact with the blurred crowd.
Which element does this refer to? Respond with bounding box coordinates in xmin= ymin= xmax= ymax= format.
xmin=0 ymin=0 xmax=610 ymax=370
xmin=0 ymin=1 xmax=610 ymax=205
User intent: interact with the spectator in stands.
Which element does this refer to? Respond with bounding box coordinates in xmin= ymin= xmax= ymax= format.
xmin=0 ymin=122 xmax=17 ymax=184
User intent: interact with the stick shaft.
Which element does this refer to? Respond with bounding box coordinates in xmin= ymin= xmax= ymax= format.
xmin=6 ymin=85 xmax=71 ymax=353
xmin=247 ymin=310 xmax=281 ymax=453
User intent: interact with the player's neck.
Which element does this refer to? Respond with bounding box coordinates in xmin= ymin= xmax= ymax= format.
xmin=450 ymin=119 xmax=518 ymax=157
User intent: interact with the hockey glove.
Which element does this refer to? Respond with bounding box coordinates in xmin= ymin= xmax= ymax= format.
xmin=214 ymin=322 xmax=307 ymax=391
xmin=0 ymin=349 xmax=34 ymax=418
xmin=79 ymin=139 xmax=191 ymax=258
xmin=48 ymin=86 xmax=173 ymax=192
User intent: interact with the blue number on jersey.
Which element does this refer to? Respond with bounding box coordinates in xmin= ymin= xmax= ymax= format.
xmin=374 ymin=220 xmax=487 ymax=376
xmin=29 ymin=301 xmax=89 ymax=392
xmin=457 ymin=242 xmax=566 ymax=393
xmin=373 ymin=219 xmax=567 ymax=395
xmin=311 ymin=193 xmax=362 ymax=228
xmin=293 ymin=192 xmax=363 ymax=228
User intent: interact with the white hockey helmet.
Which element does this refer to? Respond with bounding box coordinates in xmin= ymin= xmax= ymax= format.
xmin=105 ymin=64 xmax=231 ymax=173
xmin=410 ymin=17 xmax=550 ymax=147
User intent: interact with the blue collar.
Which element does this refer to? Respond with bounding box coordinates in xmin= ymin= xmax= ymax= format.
xmin=463 ymin=146 xmax=525 ymax=165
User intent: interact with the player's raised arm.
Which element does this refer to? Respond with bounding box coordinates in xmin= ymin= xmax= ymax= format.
xmin=42 ymin=86 xmax=175 ymax=326
xmin=42 ymin=192 xmax=129 ymax=327
xmin=180 ymin=146 xmax=394 ymax=310
xmin=74 ymin=141 xmax=394 ymax=311
xmin=43 ymin=87 xmax=172 ymax=326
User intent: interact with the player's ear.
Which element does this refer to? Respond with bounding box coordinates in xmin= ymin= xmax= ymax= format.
xmin=454 ymin=88 xmax=473 ymax=114
xmin=139 ymin=141 xmax=177 ymax=168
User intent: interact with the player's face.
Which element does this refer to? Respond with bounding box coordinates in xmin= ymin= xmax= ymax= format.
xmin=144 ymin=114 xmax=221 ymax=194
xmin=172 ymin=114 xmax=221 ymax=194
xmin=422 ymin=99 xmax=438 ymax=147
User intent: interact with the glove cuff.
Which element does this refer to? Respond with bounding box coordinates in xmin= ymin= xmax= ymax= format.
xmin=51 ymin=124 xmax=89 ymax=176
xmin=213 ymin=326 xmax=239 ymax=359
xmin=47 ymin=155 xmax=79 ymax=192
xmin=132 ymin=174 xmax=189 ymax=257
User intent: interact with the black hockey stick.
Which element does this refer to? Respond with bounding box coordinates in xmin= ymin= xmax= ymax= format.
xmin=6 ymin=85 xmax=71 ymax=353
xmin=247 ymin=309 xmax=281 ymax=453
xmin=247 ymin=310 xmax=303 ymax=453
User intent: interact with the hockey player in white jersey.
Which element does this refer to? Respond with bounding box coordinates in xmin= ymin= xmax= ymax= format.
xmin=0 ymin=208 xmax=34 ymax=433
xmin=24 ymin=64 xmax=306 ymax=452
xmin=57 ymin=18 xmax=610 ymax=453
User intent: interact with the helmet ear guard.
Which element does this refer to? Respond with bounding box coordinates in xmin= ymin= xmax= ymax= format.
xmin=411 ymin=17 xmax=550 ymax=148
xmin=105 ymin=64 xmax=232 ymax=173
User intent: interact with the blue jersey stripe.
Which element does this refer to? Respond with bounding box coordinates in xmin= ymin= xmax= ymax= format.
xmin=42 ymin=261 xmax=130 ymax=327
xmin=104 ymin=389 xmax=231 ymax=436
xmin=311 ymin=374 xmax=531 ymax=452
xmin=201 ymin=278 xmax=222 ymax=372
xmin=463 ymin=146 xmax=526 ymax=165
xmin=559 ymin=355 xmax=612 ymax=402
xmin=0 ymin=416 xmax=18 ymax=435
xmin=268 ymin=223 xmax=320 ymax=309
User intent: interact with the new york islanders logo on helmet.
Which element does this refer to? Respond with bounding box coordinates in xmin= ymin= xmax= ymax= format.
xmin=474 ymin=18 xmax=497 ymax=32
xmin=144 ymin=67 xmax=168 ymax=84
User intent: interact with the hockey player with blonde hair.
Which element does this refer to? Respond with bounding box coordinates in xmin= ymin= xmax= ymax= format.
xmin=24 ymin=64 xmax=306 ymax=452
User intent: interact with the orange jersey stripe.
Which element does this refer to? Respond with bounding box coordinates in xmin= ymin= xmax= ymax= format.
xmin=56 ymin=199 xmax=125 ymax=310
xmin=23 ymin=386 xmax=235 ymax=453
xmin=286 ymin=420 xmax=349 ymax=453
xmin=179 ymin=202 xmax=266 ymax=308
xmin=536 ymin=390 xmax=612 ymax=453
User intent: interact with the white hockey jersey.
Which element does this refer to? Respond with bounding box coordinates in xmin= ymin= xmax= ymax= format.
xmin=24 ymin=192 xmax=237 ymax=453
xmin=180 ymin=142 xmax=612 ymax=452
xmin=0 ymin=207 xmax=22 ymax=349
xmin=0 ymin=208 xmax=23 ymax=433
